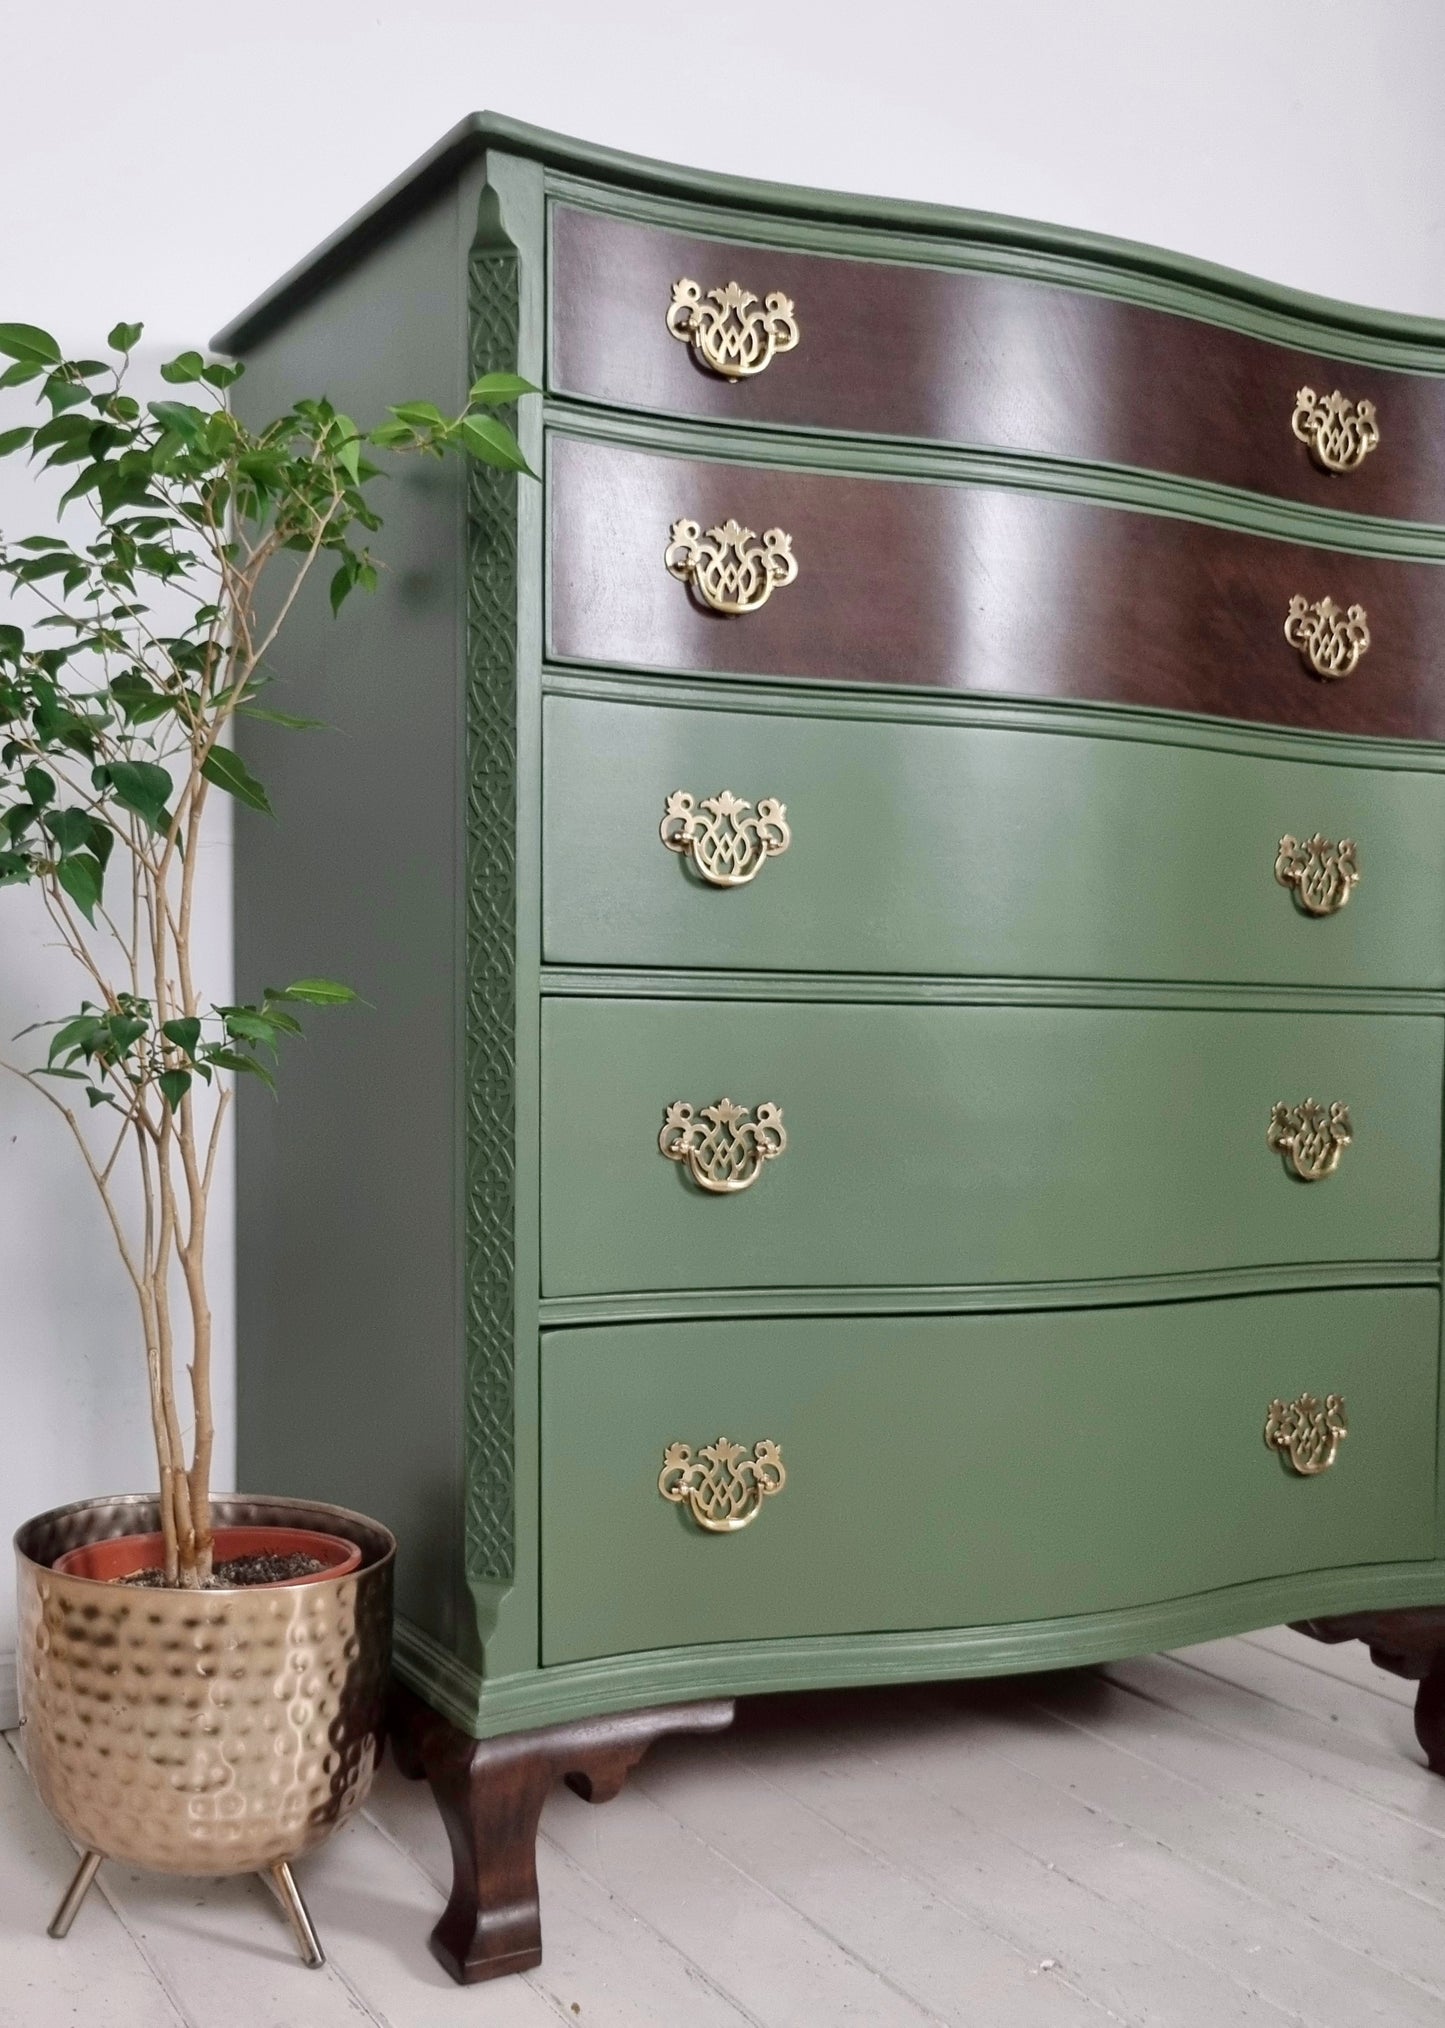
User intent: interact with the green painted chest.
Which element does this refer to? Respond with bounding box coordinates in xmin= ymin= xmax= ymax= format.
xmin=223 ymin=115 xmax=1445 ymax=1982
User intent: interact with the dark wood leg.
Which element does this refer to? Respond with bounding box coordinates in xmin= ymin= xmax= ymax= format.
xmin=1294 ymin=1607 xmax=1445 ymax=1773
xmin=388 ymin=1680 xmax=734 ymax=1983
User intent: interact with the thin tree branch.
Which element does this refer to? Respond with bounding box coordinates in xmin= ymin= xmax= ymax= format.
xmin=0 ymin=1057 xmax=145 ymax=1293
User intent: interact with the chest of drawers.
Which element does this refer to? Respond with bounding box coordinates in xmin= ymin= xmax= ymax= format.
xmin=222 ymin=115 xmax=1445 ymax=1984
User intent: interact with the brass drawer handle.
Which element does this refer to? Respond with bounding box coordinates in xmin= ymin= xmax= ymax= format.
xmin=1291 ymin=387 xmax=1380 ymax=474
xmin=661 ymin=1098 xmax=786 ymax=1193
xmin=659 ymin=1437 xmax=787 ymax=1531
xmin=666 ymin=278 xmax=800 ymax=380
xmin=666 ymin=518 xmax=798 ymax=616
xmin=661 ymin=789 xmax=791 ymax=886
xmin=1265 ymin=1393 xmax=1348 ymax=1475
xmin=1275 ymin=833 xmax=1359 ymax=916
xmin=1285 ymin=594 xmax=1370 ymax=679
xmin=1267 ymin=1099 xmax=1352 ymax=1181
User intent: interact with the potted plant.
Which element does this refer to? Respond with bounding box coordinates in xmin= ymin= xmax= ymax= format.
xmin=0 ymin=318 xmax=533 ymax=1964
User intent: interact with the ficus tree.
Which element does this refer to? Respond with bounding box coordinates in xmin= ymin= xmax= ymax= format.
xmin=0 ymin=320 xmax=533 ymax=1586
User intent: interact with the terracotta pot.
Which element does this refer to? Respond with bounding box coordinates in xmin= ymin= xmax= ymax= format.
xmin=53 ymin=1522 xmax=363 ymax=1586
xmin=14 ymin=1493 xmax=394 ymax=1877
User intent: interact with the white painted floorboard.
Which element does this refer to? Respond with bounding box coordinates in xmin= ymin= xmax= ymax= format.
xmin=5 ymin=1631 xmax=1445 ymax=2027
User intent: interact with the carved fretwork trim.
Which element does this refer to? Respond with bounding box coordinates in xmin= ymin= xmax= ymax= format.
xmin=463 ymin=228 xmax=520 ymax=1584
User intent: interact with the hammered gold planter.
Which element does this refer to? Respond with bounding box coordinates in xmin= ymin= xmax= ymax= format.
xmin=14 ymin=1493 xmax=394 ymax=1964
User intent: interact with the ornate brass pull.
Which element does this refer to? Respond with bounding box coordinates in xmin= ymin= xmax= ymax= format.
xmin=660 ymin=1098 xmax=786 ymax=1193
xmin=661 ymin=790 xmax=791 ymax=887
xmin=659 ymin=1437 xmax=787 ymax=1531
xmin=1275 ymin=833 xmax=1360 ymax=916
xmin=666 ymin=518 xmax=798 ymax=616
xmin=1284 ymin=595 xmax=1371 ymax=680
xmin=1267 ymin=1099 xmax=1352 ymax=1181
xmin=1291 ymin=387 xmax=1380 ymax=474
xmin=1265 ymin=1393 xmax=1348 ymax=1475
xmin=666 ymin=278 xmax=800 ymax=380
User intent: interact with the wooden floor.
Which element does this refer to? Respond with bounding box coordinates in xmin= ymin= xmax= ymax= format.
xmin=5 ymin=1629 xmax=1445 ymax=2026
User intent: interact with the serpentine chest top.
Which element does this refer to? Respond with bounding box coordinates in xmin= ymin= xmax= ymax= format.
xmin=223 ymin=116 xmax=1445 ymax=1980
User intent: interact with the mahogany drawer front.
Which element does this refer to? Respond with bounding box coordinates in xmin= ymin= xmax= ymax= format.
xmin=539 ymin=999 xmax=1442 ymax=1298
xmin=551 ymin=204 xmax=1440 ymax=523
xmin=549 ymin=436 xmax=1445 ymax=741
xmin=543 ymin=693 xmax=1445 ymax=988
xmin=540 ymin=1291 xmax=1440 ymax=1664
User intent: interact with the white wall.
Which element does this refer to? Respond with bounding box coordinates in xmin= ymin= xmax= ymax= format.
xmin=4 ymin=0 xmax=1445 ymax=1699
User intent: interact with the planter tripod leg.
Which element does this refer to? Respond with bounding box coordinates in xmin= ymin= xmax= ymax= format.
xmin=265 ymin=1860 xmax=326 ymax=1969
xmin=48 ymin=1849 xmax=103 ymax=1939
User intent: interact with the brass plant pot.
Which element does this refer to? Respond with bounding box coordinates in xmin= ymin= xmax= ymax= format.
xmin=14 ymin=1493 xmax=395 ymax=1966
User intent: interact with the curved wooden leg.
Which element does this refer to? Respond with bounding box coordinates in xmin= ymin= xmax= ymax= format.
xmin=1413 ymin=1664 xmax=1445 ymax=1773
xmin=389 ymin=1680 xmax=734 ymax=1984
xmin=1295 ymin=1607 xmax=1445 ymax=1773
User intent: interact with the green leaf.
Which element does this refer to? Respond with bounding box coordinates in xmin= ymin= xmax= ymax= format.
xmin=145 ymin=399 xmax=205 ymax=439
xmin=109 ymin=671 xmax=171 ymax=725
xmin=162 ymin=1016 xmax=201 ymax=1056
xmin=15 ymin=553 xmax=73 ymax=583
xmin=43 ymin=378 xmax=91 ymax=415
xmin=107 ymin=321 xmax=143 ymax=353
xmin=159 ymin=351 xmax=205 ymax=384
xmin=0 ymin=360 xmax=44 ymax=388
xmin=468 ymin=372 xmax=538 ymax=404
xmin=388 ymin=400 xmax=446 ymax=429
xmin=84 ymin=1086 xmax=118 ymax=1109
xmin=457 ymin=414 xmax=534 ymax=475
xmin=29 ymin=412 xmax=92 ymax=453
xmin=0 ymin=425 xmax=33 ymax=456
xmin=23 ymin=766 xmax=55 ymax=808
xmin=201 ymin=745 xmax=272 ymax=814
xmin=4 ymin=802 xmax=39 ymax=838
xmin=202 ymin=1046 xmax=277 ymax=1092
xmin=0 ymin=323 xmax=61 ymax=365
xmin=44 ymin=807 xmax=93 ymax=854
xmin=95 ymin=759 xmax=171 ymax=830
xmin=330 ymin=413 xmax=362 ymax=483
xmin=270 ymin=978 xmax=356 ymax=1006
xmin=48 ymin=1013 xmax=104 ymax=1065
xmin=104 ymin=1014 xmax=147 ymax=1053
xmin=55 ymin=852 xmax=103 ymax=922
xmin=56 ymin=463 xmax=109 ymax=510
xmin=158 ymin=1068 xmax=191 ymax=1112
xmin=222 ymin=1010 xmax=279 ymax=1049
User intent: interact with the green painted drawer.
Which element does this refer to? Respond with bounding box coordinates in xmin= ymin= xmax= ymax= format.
xmin=540 ymin=1000 xmax=1443 ymax=1295
xmin=540 ymin=1291 xmax=1440 ymax=1664
xmin=543 ymin=694 xmax=1445 ymax=988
